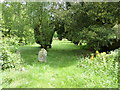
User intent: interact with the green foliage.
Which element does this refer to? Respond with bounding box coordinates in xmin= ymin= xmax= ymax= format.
xmin=28 ymin=2 xmax=55 ymax=48
xmin=0 ymin=32 xmax=23 ymax=70
xmin=82 ymin=25 xmax=115 ymax=50
xmin=54 ymin=2 xmax=120 ymax=50
xmin=1 ymin=49 xmax=22 ymax=70
xmin=55 ymin=22 xmax=65 ymax=40
xmin=53 ymin=32 xmax=58 ymax=38
xmin=113 ymin=24 xmax=120 ymax=40
xmin=77 ymin=49 xmax=119 ymax=87
xmin=1 ymin=2 xmax=120 ymax=50
xmin=78 ymin=50 xmax=118 ymax=77
xmin=1 ymin=2 xmax=119 ymax=88
xmin=2 ymin=2 xmax=35 ymax=45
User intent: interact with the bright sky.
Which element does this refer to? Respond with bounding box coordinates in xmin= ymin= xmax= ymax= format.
xmin=0 ymin=0 xmax=4 ymax=3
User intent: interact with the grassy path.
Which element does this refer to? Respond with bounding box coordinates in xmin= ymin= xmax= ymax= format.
xmin=2 ymin=40 xmax=118 ymax=88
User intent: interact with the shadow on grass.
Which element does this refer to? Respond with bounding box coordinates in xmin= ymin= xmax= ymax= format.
xmin=47 ymin=48 xmax=92 ymax=68
xmin=19 ymin=42 xmax=92 ymax=68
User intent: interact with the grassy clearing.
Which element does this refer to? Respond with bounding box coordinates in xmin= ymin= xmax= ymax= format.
xmin=2 ymin=40 xmax=118 ymax=88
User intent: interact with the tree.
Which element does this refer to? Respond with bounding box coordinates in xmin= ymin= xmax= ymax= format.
xmin=26 ymin=2 xmax=55 ymax=48
xmin=2 ymin=2 xmax=35 ymax=44
xmin=62 ymin=2 xmax=120 ymax=50
xmin=1 ymin=2 xmax=120 ymax=51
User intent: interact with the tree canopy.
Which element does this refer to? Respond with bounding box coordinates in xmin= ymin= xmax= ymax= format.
xmin=1 ymin=2 xmax=120 ymax=50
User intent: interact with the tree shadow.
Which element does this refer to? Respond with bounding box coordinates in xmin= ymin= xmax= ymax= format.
xmin=19 ymin=43 xmax=92 ymax=68
xmin=46 ymin=48 xmax=92 ymax=68
xmin=19 ymin=46 xmax=40 ymax=65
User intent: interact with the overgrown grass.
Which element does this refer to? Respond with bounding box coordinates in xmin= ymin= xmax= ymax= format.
xmin=1 ymin=40 xmax=118 ymax=88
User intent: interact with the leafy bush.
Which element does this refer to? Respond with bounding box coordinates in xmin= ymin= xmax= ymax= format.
xmin=53 ymin=32 xmax=58 ymax=39
xmin=113 ymin=24 xmax=120 ymax=40
xmin=77 ymin=49 xmax=119 ymax=80
xmin=0 ymin=33 xmax=23 ymax=70
xmin=0 ymin=49 xmax=22 ymax=70
xmin=82 ymin=25 xmax=115 ymax=50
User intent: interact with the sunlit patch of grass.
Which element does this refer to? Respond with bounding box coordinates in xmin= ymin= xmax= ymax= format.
xmin=2 ymin=40 xmax=118 ymax=88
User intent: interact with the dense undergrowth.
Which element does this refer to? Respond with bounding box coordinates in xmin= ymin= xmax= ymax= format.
xmin=0 ymin=35 xmax=23 ymax=71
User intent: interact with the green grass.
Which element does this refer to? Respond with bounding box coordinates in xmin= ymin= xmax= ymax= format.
xmin=1 ymin=40 xmax=118 ymax=88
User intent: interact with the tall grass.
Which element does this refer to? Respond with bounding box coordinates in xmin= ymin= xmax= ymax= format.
xmin=1 ymin=40 xmax=118 ymax=88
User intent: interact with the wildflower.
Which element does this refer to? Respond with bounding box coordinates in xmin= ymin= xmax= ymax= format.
xmin=90 ymin=54 xmax=94 ymax=60
xmin=101 ymin=52 xmax=106 ymax=56
xmin=96 ymin=50 xmax=100 ymax=57
xmin=103 ymin=52 xmax=106 ymax=54
xmin=96 ymin=50 xmax=100 ymax=54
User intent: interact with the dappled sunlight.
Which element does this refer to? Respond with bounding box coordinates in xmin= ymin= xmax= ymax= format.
xmin=2 ymin=2 xmax=119 ymax=88
xmin=20 ymin=40 xmax=92 ymax=68
xmin=2 ymin=40 xmax=118 ymax=88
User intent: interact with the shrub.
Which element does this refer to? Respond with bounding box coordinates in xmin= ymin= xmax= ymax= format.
xmin=0 ymin=48 xmax=22 ymax=70
xmin=0 ymin=34 xmax=23 ymax=70
xmin=83 ymin=25 xmax=115 ymax=50
xmin=78 ymin=48 xmax=119 ymax=78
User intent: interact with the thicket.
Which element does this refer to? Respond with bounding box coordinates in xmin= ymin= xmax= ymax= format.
xmin=0 ymin=32 xmax=23 ymax=70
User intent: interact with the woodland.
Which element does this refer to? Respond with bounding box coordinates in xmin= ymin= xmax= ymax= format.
xmin=0 ymin=1 xmax=120 ymax=88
